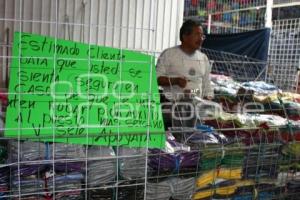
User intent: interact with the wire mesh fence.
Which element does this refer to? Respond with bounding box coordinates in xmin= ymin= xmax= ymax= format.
xmin=266 ymin=18 xmax=300 ymax=92
xmin=184 ymin=0 xmax=300 ymax=34
xmin=0 ymin=1 xmax=299 ymax=200
xmin=184 ymin=0 xmax=267 ymax=34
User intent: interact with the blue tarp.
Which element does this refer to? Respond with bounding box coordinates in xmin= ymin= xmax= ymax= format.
xmin=203 ymin=28 xmax=271 ymax=61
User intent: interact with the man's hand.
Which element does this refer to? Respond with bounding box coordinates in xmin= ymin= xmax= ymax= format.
xmin=175 ymin=77 xmax=187 ymax=88
xmin=204 ymin=96 xmax=213 ymax=100
xmin=157 ymin=76 xmax=187 ymax=88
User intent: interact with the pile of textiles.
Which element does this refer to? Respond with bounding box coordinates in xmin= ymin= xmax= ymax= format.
xmin=243 ymin=142 xmax=281 ymax=179
xmin=278 ymin=122 xmax=300 ymax=142
xmin=222 ymin=140 xmax=245 ymax=168
xmin=236 ymin=114 xmax=288 ymax=127
xmin=193 ymin=168 xmax=246 ymax=199
xmin=87 ymin=181 xmax=144 ymax=200
xmin=148 ymin=133 xmax=200 ymax=174
xmin=211 ymin=75 xmax=283 ymax=106
xmin=11 ymin=164 xmax=45 ymax=199
xmin=0 ymin=144 xmax=6 ymax=164
xmin=8 ymin=141 xmax=85 ymax=198
xmin=262 ymin=99 xmax=300 ymax=120
xmin=0 ymin=166 xmax=9 ymax=199
xmin=87 ymin=188 xmax=114 ymax=200
xmin=232 ymin=182 xmax=281 ymax=200
xmin=235 ymin=81 xmax=280 ymax=107
xmin=119 ymin=147 xmax=147 ymax=180
xmin=8 ymin=141 xmax=85 ymax=162
xmin=87 ymin=146 xmax=116 ymax=187
xmin=184 ymin=126 xmax=228 ymax=171
xmin=183 ymin=126 xmax=245 ymax=171
xmin=210 ymin=74 xmax=300 ymax=121
xmin=286 ymin=177 xmax=300 ymax=199
xmin=210 ymin=74 xmax=241 ymax=105
xmin=10 ymin=162 xmax=84 ymax=199
xmin=146 ymin=177 xmax=195 ymax=200
xmin=275 ymin=172 xmax=300 ymax=199
xmin=46 ymin=171 xmax=84 ymax=200
xmin=252 ymin=92 xmax=300 ymax=104
xmin=204 ymin=112 xmax=289 ymax=129
xmin=117 ymin=182 xmax=144 ymax=200
xmin=240 ymin=81 xmax=280 ymax=96
xmin=279 ymin=142 xmax=300 ymax=171
xmin=277 ymin=172 xmax=295 ymax=185
xmin=203 ymin=113 xmax=288 ymax=145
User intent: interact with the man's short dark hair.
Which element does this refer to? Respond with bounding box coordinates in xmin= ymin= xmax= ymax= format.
xmin=180 ymin=20 xmax=201 ymax=42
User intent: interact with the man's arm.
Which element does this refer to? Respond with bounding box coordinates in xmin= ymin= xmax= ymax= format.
xmin=157 ymin=76 xmax=187 ymax=88
xmin=202 ymin=55 xmax=214 ymax=100
xmin=156 ymin=49 xmax=187 ymax=88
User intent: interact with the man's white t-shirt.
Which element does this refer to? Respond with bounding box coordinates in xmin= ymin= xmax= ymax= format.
xmin=156 ymin=46 xmax=214 ymax=100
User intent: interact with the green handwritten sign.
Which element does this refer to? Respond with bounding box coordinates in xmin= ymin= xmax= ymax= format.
xmin=5 ymin=32 xmax=165 ymax=148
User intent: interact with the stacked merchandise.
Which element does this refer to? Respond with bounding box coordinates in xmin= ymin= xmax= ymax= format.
xmin=0 ymin=166 xmax=8 ymax=199
xmin=277 ymin=172 xmax=300 ymax=199
xmin=243 ymin=142 xmax=281 ymax=180
xmin=210 ymin=74 xmax=241 ymax=108
xmin=193 ymin=168 xmax=249 ymax=199
xmin=9 ymin=141 xmax=47 ymax=199
xmin=279 ymin=142 xmax=300 ymax=171
xmin=148 ymin=132 xmax=200 ymax=175
xmin=286 ymin=174 xmax=300 ymax=199
xmin=146 ymin=132 xmax=199 ymax=199
xmin=88 ymin=184 xmax=144 ymax=200
xmin=239 ymin=81 xmax=300 ymax=121
xmin=207 ymin=74 xmax=300 ymax=146
xmin=118 ymin=147 xmax=147 ymax=199
xmin=211 ymin=74 xmax=300 ymax=122
xmin=88 ymin=147 xmax=145 ymax=200
xmin=232 ymin=181 xmax=282 ymax=200
xmin=146 ymin=177 xmax=196 ymax=200
xmin=241 ymin=142 xmax=282 ymax=199
xmin=0 ymin=143 xmax=7 ymax=198
xmin=222 ymin=140 xmax=245 ymax=169
xmin=0 ymin=144 xmax=6 ymax=165
xmin=8 ymin=141 xmax=85 ymax=162
xmin=279 ymin=123 xmax=300 ymax=142
xmin=86 ymin=146 xmax=116 ymax=199
xmin=46 ymin=170 xmax=84 ymax=200
xmin=87 ymin=146 xmax=116 ymax=187
xmin=8 ymin=141 xmax=85 ymax=199
xmin=11 ymin=164 xmax=45 ymax=199
xmin=279 ymin=142 xmax=300 ymax=199
xmin=185 ymin=126 xmax=247 ymax=199
xmin=87 ymin=188 xmax=114 ymax=200
xmin=51 ymin=143 xmax=85 ymax=199
xmin=117 ymin=183 xmax=144 ymax=200
xmin=184 ymin=126 xmax=228 ymax=171
xmin=119 ymin=147 xmax=147 ymax=180
xmin=207 ymin=74 xmax=300 ymax=198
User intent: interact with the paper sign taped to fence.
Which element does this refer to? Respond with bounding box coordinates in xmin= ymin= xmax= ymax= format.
xmin=5 ymin=32 xmax=165 ymax=148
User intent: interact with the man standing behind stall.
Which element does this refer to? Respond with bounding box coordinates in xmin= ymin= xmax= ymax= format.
xmin=156 ymin=20 xmax=214 ymax=128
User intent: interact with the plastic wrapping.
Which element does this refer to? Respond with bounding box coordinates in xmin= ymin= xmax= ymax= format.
xmin=87 ymin=146 xmax=116 ymax=187
xmin=119 ymin=147 xmax=148 ymax=180
xmin=146 ymin=177 xmax=195 ymax=200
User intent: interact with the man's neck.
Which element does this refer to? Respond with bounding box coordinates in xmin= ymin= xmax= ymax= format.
xmin=180 ymin=44 xmax=196 ymax=55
